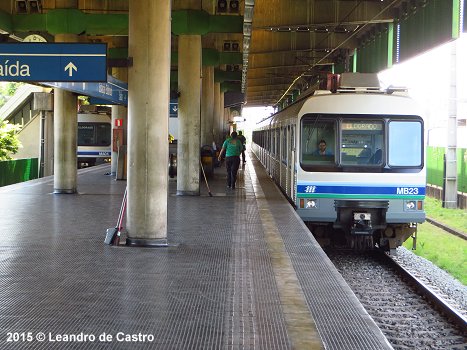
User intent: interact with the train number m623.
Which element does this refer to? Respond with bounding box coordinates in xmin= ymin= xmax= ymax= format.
xmin=396 ymin=187 xmax=419 ymax=195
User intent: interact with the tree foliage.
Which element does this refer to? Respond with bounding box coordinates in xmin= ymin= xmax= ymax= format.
xmin=0 ymin=120 xmax=22 ymax=161
xmin=0 ymin=82 xmax=23 ymax=108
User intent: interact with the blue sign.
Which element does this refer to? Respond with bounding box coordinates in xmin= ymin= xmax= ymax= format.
xmin=169 ymin=101 xmax=178 ymax=117
xmin=0 ymin=43 xmax=107 ymax=82
xmin=44 ymin=75 xmax=128 ymax=105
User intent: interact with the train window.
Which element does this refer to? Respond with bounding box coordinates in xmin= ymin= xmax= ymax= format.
xmin=291 ymin=125 xmax=295 ymax=150
xmin=340 ymin=120 xmax=383 ymax=166
xmin=388 ymin=121 xmax=422 ymax=167
xmin=78 ymin=122 xmax=111 ymax=146
xmin=273 ymin=128 xmax=279 ymax=157
xmin=271 ymin=129 xmax=275 ymax=155
xmin=281 ymin=127 xmax=287 ymax=163
xmin=301 ymin=117 xmax=335 ymax=165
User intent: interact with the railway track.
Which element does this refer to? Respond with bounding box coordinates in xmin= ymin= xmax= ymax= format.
xmin=383 ymin=252 xmax=467 ymax=332
xmin=327 ymin=249 xmax=467 ymax=349
xmin=426 ymin=216 xmax=467 ymax=240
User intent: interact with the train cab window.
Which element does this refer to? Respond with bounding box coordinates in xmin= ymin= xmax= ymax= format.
xmin=301 ymin=117 xmax=335 ymax=165
xmin=388 ymin=121 xmax=422 ymax=167
xmin=340 ymin=120 xmax=384 ymax=166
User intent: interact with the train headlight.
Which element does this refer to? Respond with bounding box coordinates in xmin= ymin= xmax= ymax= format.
xmin=404 ymin=200 xmax=416 ymax=210
xmin=306 ymin=199 xmax=318 ymax=209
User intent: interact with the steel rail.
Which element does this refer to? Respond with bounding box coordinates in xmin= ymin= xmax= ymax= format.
xmin=425 ymin=217 xmax=467 ymax=241
xmin=380 ymin=252 xmax=467 ymax=334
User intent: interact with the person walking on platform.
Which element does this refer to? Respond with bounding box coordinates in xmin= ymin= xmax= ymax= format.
xmin=218 ymin=131 xmax=243 ymax=189
xmin=238 ymin=130 xmax=246 ymax=163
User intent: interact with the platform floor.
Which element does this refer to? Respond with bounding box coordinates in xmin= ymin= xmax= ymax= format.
xmin=0 ymin=154 xmax=392 ymax=349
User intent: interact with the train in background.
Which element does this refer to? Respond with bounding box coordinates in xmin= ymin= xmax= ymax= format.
xmin=77 ymin=112 xmax=111 ymax=168
xmin=252 ymin=73 xmax=426 ymax=252
xmin=77 ymin=101 xmax=179 ymax=169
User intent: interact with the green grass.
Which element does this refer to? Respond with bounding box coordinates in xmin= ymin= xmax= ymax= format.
xmin=404 ymin=224 xmax=467 ymax=285
xmin=402 ymin=196 xmax=467 ymax=285
xmin=423 ymin=196 xmax=467 ymax=233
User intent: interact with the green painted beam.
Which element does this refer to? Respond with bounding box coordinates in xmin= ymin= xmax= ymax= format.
xmin=219 ymin=52 xmax=242 ymax=64
xmin=202 ymin=48 xmax=220 ymax=66
xmin=0 ymin=10 xmax=12 ymax=33
xmin=85 ymin=14 xmax=128 ymax=36
xmin=46 ymin=9 xmax=86 ymax=35
xmin=452 ymin=0 xmax=460 ymax=39
xmin=5 ymin=9 xmax=241 ymax=37
xmin=214 ymin=69 xmax=241 ymax=82
xmin=209 ymin=15 xmax=243 ymax=33
xmin=12 ymin=9 xmax=127 ymax=35
xmin=220 ymin=81 xmax=241 ymax=92
xmin=172 ymin=10 xmax=210 ymax=35
xmin=172 ymin=10 xmax=243 ymax=35
xmin=12 ymin=13 xmax=45 ymax=32
xmin=387 ymin=23 xmax=393 ymax=68
xmin=108 ymin=47 xmax=128 ymax=59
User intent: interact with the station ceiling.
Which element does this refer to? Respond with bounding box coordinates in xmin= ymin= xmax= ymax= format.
xmin=0 ymin=1 xmax=462 ymax=108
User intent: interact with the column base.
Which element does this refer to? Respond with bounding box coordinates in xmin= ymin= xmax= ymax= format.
xmin=53 ymin=189 xmax=76 ymax=194
xmin=176 ymin=190 xmax=199 ymax=196
xmin=126 ymin=237 xmax=168 ymax=248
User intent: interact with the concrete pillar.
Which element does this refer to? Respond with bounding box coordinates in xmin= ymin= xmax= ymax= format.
xmin=177 ymin=35 xmax=202 ymax=196
xmin=111 ymin=104 xmax=127 ymax=176
xmin=110 ymin=37 xmax=128 ymax=177
xmin=201 ymin=66 xmax=214 ymax=147
xmin=53 ymin=33 xmax=78 ymax=194
xmin=444 ymin=41 xmax=458 ymax=208
xmin=43 ymin=111 xmax=54 ymax=177
xmin=213 ymin=82 xmax=221 ymax=147
xmin=126 ymin=0 xmax=171 ymax=246
xmin=221 ymin=92 xmax=227 ymax=137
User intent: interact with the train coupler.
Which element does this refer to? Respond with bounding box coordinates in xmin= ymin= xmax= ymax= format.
xmin=350 ymin=212 xmax=373 ymax=235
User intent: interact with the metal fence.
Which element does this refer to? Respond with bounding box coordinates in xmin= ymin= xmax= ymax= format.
xmin=427 ymin=146 xmax=467 ymax=193
xmin=0 ymin=158 xmax=38 ymax=187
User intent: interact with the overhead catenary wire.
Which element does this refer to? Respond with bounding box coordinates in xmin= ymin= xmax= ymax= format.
xmin=275 ymin=0 xmax=402 ymax=106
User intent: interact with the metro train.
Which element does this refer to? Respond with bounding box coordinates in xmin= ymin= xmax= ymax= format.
xmin=77 ymin=113 xmax=111 ymax=168
xmin=251 ymin=73 xmax=426 ymax=252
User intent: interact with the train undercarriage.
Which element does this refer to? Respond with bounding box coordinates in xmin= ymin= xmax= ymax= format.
xmin=306 ymin=200 xmax=418 ymax=253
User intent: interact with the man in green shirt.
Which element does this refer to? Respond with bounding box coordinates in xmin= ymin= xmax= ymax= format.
xmin=218 ymin=131 xmax=243 ymax=189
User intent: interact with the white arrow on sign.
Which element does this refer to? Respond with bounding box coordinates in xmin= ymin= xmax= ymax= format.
xmin=64 ymin=62 xmax=77 ymax=77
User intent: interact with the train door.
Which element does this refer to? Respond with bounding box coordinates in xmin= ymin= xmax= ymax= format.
xmin=284 ymin=124 xmax=290 ymax=195
xmin=285 ymin=124 xmax=292 ymax=198
xmin=290 ymin=124 xmax=296 ymax=203
xmin=274 ymin=127 xmax=280 ymax=180
xmin=271 ymin=127 xmax=277 ymax=178
xmin=280 ymin=125 xmax=287 ymax=189
xmin=267 ymin=127 xmax=272 ymax=174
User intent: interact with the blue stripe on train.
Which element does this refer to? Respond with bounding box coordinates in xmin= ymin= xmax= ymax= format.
xmin=77 ymin=151 xmax=111 ymax=156
xmin=297 ymin=185 xmax=426 ymax=196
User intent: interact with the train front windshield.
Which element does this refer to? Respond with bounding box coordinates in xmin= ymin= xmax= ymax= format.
xmin=78 ymin=123 xmax=111 ymax=147
xmin=300 ymin=115 xmax=423 ymax=171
